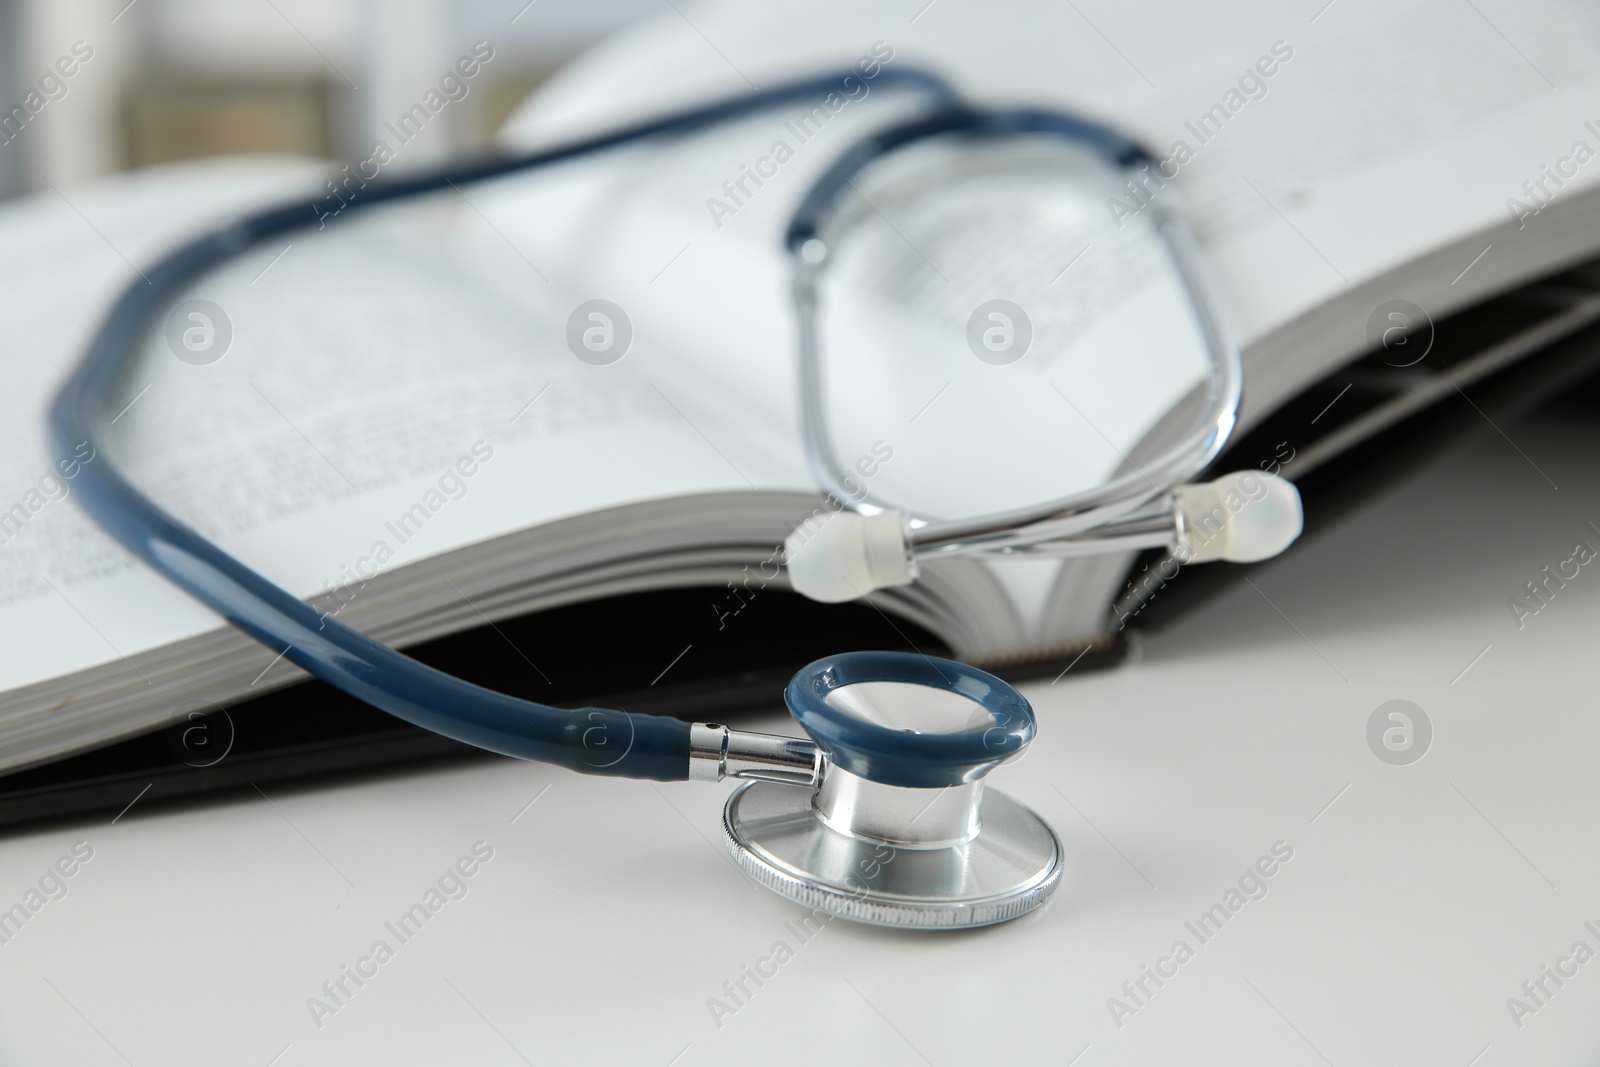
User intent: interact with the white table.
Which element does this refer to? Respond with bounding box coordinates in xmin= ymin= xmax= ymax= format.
xmin=2 ymin=408 xmax=1597 ymax=1067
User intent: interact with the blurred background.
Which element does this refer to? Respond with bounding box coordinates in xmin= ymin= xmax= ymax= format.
xmin=0 ymin=0 xmax=659 ymax=201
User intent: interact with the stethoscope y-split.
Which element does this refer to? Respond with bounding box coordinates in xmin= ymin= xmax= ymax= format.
xmin=51 ymin=68 xmax=1302 ymax=928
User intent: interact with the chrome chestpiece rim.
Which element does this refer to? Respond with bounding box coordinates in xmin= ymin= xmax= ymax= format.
xmin=722 ymin=653 xmax=1062 ymax=929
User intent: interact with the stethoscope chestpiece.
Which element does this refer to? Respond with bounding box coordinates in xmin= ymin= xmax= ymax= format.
xmin=723 ymin=652 xmax=1062 ymax=929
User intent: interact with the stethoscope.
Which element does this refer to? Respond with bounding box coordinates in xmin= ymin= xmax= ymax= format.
xmin=49 ymin=68 xmax=1302 ymax=928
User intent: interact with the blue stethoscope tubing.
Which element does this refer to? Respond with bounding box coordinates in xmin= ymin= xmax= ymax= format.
xmin=48 ymin=67 xmax=1152 ymax=782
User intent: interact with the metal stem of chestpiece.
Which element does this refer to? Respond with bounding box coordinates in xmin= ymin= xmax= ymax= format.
xmin=690 ymin=726 xmax=984 ymax=847
xmin=688 ymin=723 xmax=821 ymax=786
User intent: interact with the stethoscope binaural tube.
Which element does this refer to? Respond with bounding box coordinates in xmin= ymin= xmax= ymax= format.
xmin=45 ymin=66 xmax=1150 ymax=782
xmin=785 ymin=108 xmax=1243 ymax=556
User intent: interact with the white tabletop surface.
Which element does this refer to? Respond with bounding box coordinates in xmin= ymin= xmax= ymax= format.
xmin=2 ymin=406 xmax=1598 ymax=1067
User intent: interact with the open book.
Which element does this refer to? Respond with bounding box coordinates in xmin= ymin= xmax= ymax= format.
xmin=3 ymin=0 xmax=1600 ymax=779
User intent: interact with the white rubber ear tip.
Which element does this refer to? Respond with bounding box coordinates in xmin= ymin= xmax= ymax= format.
xmin=785 ymin=508 xmax=915 ymax=603
xmin=1176 ymin=472 xmax=1303 ymax=564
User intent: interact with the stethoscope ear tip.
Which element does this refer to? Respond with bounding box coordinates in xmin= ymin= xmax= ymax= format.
xmin=784 ymin=510 xmax=916 ymax=603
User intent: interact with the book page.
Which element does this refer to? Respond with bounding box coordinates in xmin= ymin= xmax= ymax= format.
xmin=481 ymin=98 xmax=1219 ymax=523
xmin=497 ymin=0 xmax=1600 ymax=424
xmin=0 ymin=161 xmax=812 ymax=693
xmin=0 ymin=159 xmax=327 ymax=691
